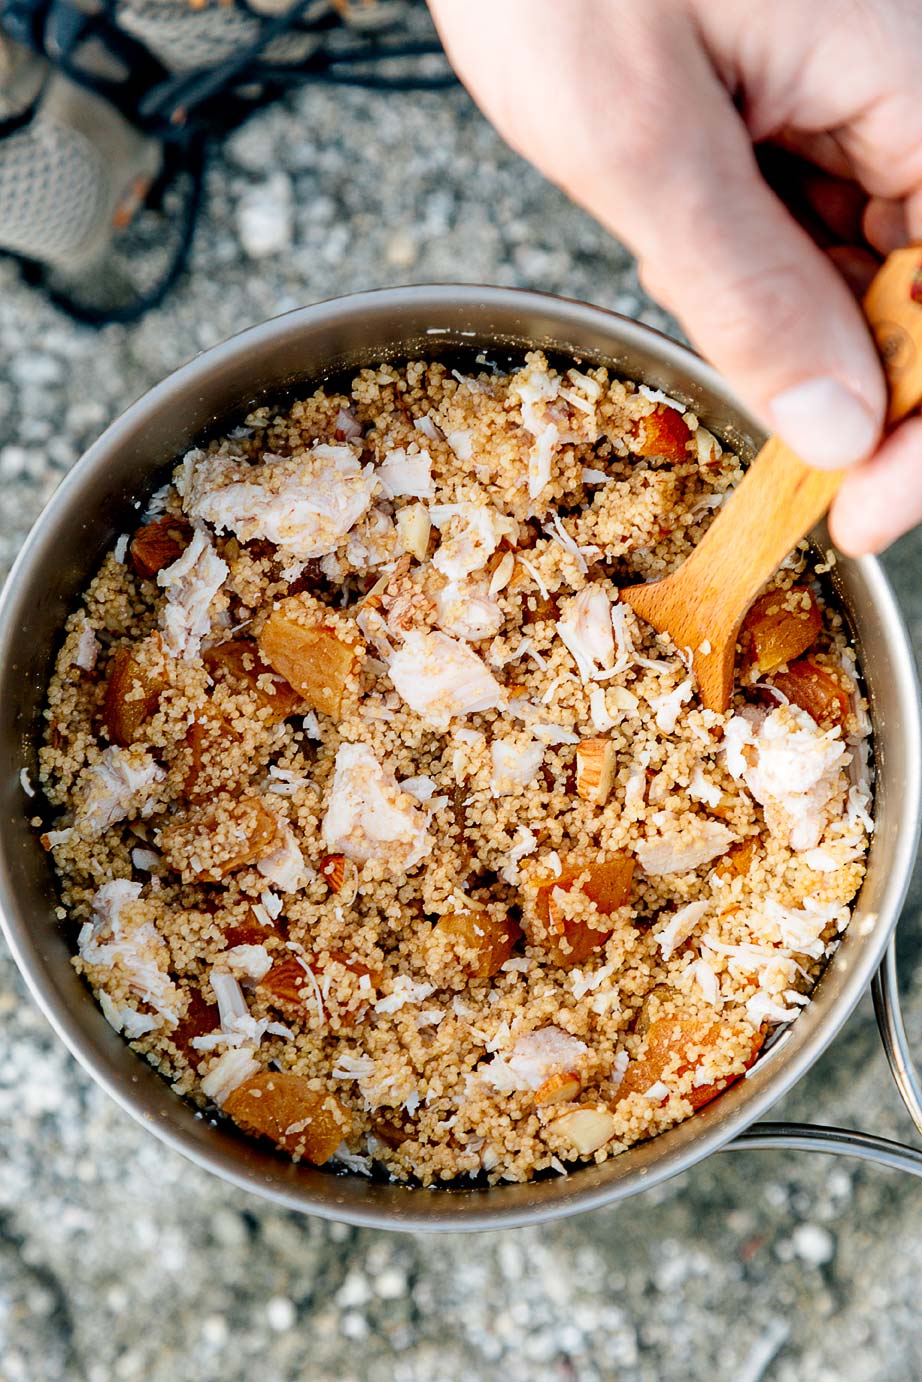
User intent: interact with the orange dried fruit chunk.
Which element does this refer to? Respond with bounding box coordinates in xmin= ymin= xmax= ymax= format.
xmin=258 ymin=954 xmax=380 ymax=1024
xmin=258 ymin=599 xmax=362 ymax=718
xmin=527 ymin=853 xmax=634 ymax=966
xmin=103 ymin=646 xmax=165 ymax=747
xmin=428 ymin=911 xmax=523 ymax=979
xmin=203 ymin=639 xmax=302 ymax=723
xmin=183 ymin=709 xmax=242 ymax=801
xmin=632 ymin=406 xmax=691 ymax=462
xmin=740 ymin=586 xmax=822 ymax=675
xmin=714 ymin=836 xmax=759 ymax=881
xmin=614 ymin=1016 xmax=762 ymax=1111
xmin=169 ymin=986 xmax=220 ymax=1059
xmin=257 ymin=958 xmax=316 ymax=1020
xmin=223 ymin=1071 xmax=350 ymax=1163
xmin=769 ymin=658 xmax=850 ymax=729
xmin=159 ymin=792 xmax=279 ymax=881
xmin=129 ymin=515 xmax=193 ymax=580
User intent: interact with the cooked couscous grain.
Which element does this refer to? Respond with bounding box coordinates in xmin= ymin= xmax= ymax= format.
xmin=34 ymin=354 xmax=872 ymax=1183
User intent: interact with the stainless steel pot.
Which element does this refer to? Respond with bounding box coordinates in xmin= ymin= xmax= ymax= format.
xmin=2 ymin=285 xmax=922 ymax=1231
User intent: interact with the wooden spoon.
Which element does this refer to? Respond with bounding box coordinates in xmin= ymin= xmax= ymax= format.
xmin=621 ymin=247 xmax=922 ymax=712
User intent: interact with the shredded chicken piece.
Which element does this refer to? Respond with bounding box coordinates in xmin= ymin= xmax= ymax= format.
xmin=724 ymin=705 xmax=849 ymax=851
xmin=322 ymin=742 xmax=432 ymax=870
xmin=556 ymin=584 xmax=617 ymax=682
xmin=435 ymin=579 xmax=504 ymax=641
xmin=183 ymin=446 xmax=377 ymax=560
xmin=429 ymin=503 xmax=518 ymax=581
xmin=157 ymin=527 xmax=228 ymax=661
xmin=480 ymin=1026 xmax=589 ymax=1093
xmin=490 ymin=738 xmax=545 ymax=795
xmin=77 ymin=746 xmax=165 ymax=838
xmin=377 ymin=447 xmax=434 ymax=499
xmin=636 ymin=817 xmax=736 ymax=875
xmin=79 ymin=881 xmax=181 ymax=1036
xmin=388 ymin=630 xmax=503 ymax=728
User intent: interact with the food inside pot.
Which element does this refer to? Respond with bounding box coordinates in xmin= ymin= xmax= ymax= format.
xmin=33 ymin=353 xmax=872 ymax=1184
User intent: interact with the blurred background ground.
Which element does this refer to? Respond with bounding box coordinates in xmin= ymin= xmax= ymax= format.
xmin=3 ymin=66 xmax=922 ymax=1382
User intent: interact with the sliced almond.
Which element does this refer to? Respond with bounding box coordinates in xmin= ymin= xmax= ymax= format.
xmin=575 ymin=737 xmax=617 ymax=806
xmin=551 ymin=1104 xmax=616 ymax=1155
xmin=396 ymin=502 xmax=431 ymax=561
xmin=321 ymin=852 xmax=359 ymax=904
xmin=534 ymin=1070 xmax=582 ymax=1107
xmin=488 ymin=550 xmax=515 ymax=596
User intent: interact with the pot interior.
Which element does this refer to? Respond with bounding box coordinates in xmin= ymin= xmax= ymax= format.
xmin=0 ymin=287 xmax=918 ymax=1230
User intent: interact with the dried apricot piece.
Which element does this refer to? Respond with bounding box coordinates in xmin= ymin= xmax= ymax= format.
xmin=223 ymin=1071 xmax=350 ymax=1163
xmin=257 ymin=954 xmax=379 ymax=1024
xmin=169 ymin=986 xmax=220 ymax=1059
xmin=768 ymin=658 xmax=850 ymax=729
xmin=258 ymin=596 xmax=363 ymax=718
xmin=525 ymin=853 xmax=634 ymax=967
xmin=714 ymin=836 xmax=759 ymax=881
xmin=740 ymin=586 xmax=822 ymax=675
xmin=183 ymin=709 xmax=242 ymax=801
xmin=129 ymin=515 xmax=193 ymax=580
xmin=257 ymin=958 xmax=317 ymax=1021
xmin=103 ymin=646 xmax=165 ymax=747
xmin=427 ymin=910 xmax=522 ymax=979
xmin=159 ymin=793 xmax=279 ymax=882
xmin=203 ymin=639 xmax=302 ymax=723
xmin=632 ymin=406 xmax=691 ymax=462
xmin=614 ymin=1016 xmax=762 ymax=1111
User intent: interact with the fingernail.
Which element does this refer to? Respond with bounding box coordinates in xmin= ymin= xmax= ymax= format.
xmin=768 ymin=378 xmax=880 ymax=470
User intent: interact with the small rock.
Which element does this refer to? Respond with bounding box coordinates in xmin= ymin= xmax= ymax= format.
xmin=791 ymin=1223 xmax=835 ymax=1266
xmin=385 ymin=228 xmax=418 ymax=269
xmin=10 ymin=353 xmax=63 ymax=387
xmin=374 ymin=1267 xmax=407 ymax=1300
xmin=237 ymin=174 xmax=294 ymax=258
xmin=266 ymin=1295 xmax=297 ymax=1331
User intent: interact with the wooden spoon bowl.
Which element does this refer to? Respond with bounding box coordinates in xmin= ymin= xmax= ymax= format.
xmin=622 ymin=247 xmax=922 ymax=712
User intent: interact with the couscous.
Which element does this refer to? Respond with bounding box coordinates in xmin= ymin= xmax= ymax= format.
xmin=33 ymin=353 xmax=872 ymax=1184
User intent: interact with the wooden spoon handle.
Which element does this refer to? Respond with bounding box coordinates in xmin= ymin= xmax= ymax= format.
xmin=672 ymin=436 xmax=843 ymax=625
xmin=863 ymin=244 xmax=922 ymax=426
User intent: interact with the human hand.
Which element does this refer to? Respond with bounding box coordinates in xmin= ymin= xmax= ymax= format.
xmin=428 ymin=0 xmax=922 ymax=554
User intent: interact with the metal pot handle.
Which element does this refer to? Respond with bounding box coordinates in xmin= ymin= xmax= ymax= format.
xmin=721 ymin=938 xmax=922 ymax=1177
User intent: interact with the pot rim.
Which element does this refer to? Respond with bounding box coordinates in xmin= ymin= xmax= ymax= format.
xmin=1 ymin=283 xmax=919 ymax=1231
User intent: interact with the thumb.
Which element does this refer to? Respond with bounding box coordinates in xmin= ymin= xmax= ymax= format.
xmin=558 ymin=18 xmax=888 ymax=470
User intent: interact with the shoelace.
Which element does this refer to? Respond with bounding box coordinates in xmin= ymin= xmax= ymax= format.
xmin=0 ymin=0 xmax=455 ymax=323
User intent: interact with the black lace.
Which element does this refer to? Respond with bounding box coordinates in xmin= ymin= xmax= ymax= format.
xmin=0 ymin=0 xmax=455 ymax=322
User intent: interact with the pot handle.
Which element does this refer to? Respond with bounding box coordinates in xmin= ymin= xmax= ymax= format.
xmin=721 ymin=939 xmax=922 ymax=1176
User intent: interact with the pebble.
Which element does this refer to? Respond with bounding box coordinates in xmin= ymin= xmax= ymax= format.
xmin=266 ymin=1296 xmax=297 ymax=1332
xmin=791 ymin=1225 xmax=836 ymax=1266
xmin=237 ymin=173 xmax=294 ymax=258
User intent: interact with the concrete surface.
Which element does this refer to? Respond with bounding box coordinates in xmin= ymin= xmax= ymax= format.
xmin=3 ymin=59 xmax=922 ymax=1382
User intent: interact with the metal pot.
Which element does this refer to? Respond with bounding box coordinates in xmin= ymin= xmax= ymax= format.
xmin=2 ymin=285 xmax=922 ymax=1231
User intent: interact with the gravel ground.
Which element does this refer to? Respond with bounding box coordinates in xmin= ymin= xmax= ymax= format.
xmin=3 ymin=63 xmax=922 ymax=1382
